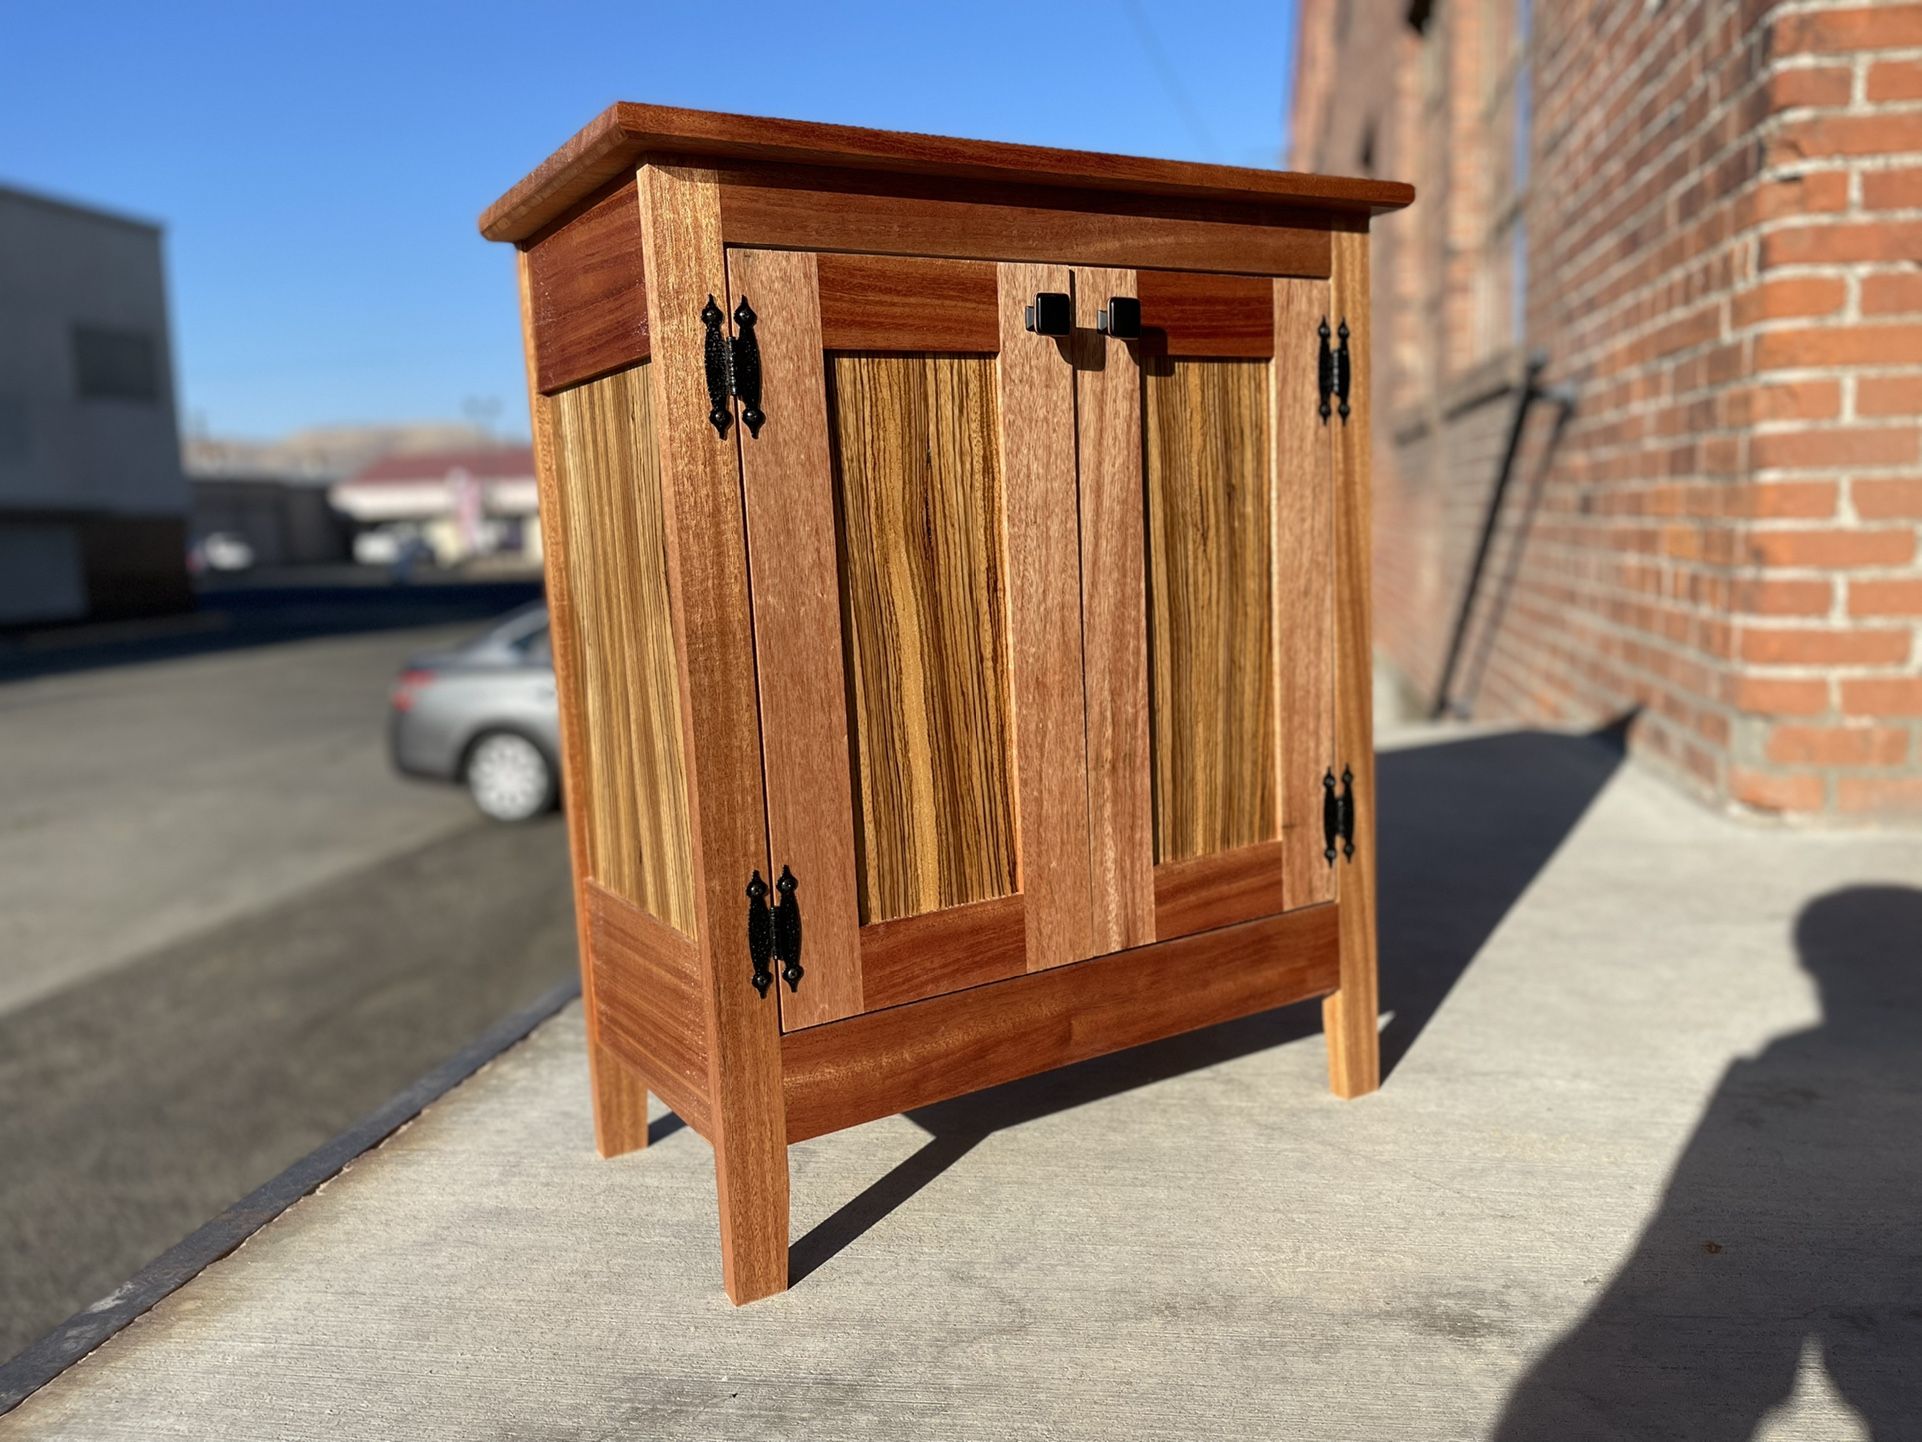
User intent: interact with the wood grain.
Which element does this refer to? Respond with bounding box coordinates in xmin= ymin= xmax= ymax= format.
xmin=1137 ymin=271 xmax=1276 ymax=358
xmin=526 ymin=176 xmax=650 ymax=393
xmin=858 ymin=893 xmax=1028 ymax=1013
xmin=1274 ymin=279 xmax=1337 ymax=911
xmin=1143 ymin=357 xmax=1277 ymax=863
xmin=829 ymin=351 xmax=1020 ymax=924
xmin=636 ymin=163 xmax=789 ymax=1304
xmin=1151 ymin=841 xmax=1289 ymax=942
xmin=816 ymin=253 xmax=999 ymax=352
xmin=480 ymin=101 xmax=1415 ymax=244
xmin=1072 ymin=267 xmax=1156 ymax=954
xmin=518 ymin=252 xmax=651 ymax=1160
xmin=1324 ymin=227 xmax=1381 ymax=1100
xmin=998 ymin=262 xmax=1094 ymax=973
xmin=719 ymin=173 xmax=1331 ymax=279
xmin=782 ymin=904 xmax=1340 ymax=1143
xmin=586 ymin=881 xmax=711 ymax=1136
xmin=549 ymin=366 xmax=696 ymax=935
xmin=729 ymin=248 xmax=865 ymax=1030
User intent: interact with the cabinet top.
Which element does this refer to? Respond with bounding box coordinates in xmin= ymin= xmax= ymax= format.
xmin=479 ymin=102 xmax=1414 ymax=244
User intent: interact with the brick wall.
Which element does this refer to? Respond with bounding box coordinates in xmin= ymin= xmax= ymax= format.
xmin=1293 ymin=0 xmax=1922 ymax=822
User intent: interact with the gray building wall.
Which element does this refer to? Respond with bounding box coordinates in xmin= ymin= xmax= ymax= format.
xmin=0 ymin=185 xmax=191 ymax=624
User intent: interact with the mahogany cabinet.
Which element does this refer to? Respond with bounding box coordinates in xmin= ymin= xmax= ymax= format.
xmin=482 ymin=103 xmax=1413 ymax=1303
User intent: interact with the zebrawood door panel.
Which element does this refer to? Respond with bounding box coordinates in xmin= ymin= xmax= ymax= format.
xmin=1143 ymin=354 xmax=1277 ymax=863
xmin=730 ymin=249 xmax=1090 ymax=1030
xmin=1074 ymin=269 xmax=1333 ymax=944
xmin=829 ymin=351 xmax=1019 ymax=921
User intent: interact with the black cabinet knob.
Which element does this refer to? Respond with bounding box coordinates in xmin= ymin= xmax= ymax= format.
xmin=1023 ymin=291 xmax=1073 ymax=337
xmin=1098 ymin=296 xmax=1141 ymax=339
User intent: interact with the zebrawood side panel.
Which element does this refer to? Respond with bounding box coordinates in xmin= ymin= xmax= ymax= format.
xmin=828 ymin=351 xmax=1020 ymax=924
xmin=816 ymin=253 xmax=1000 ymax=352
xmin=1151 ymin=841 xmax=1288 ymax=941
xmin=526 ymin=176 xmax=651 ymax=393
xmin=1072 ymin=267 xmax=1155 ymax=954
xmin=636 ymin=162 xmax=788 ymax=1305
xmin=519 ymin=252 xmax=651 ymax=1159
xmin=858 ymin=893 xmax=1028 ymax=1013
xmin=782 ymin=904 xmax=1341 ymax=1143
xmin=1143 ymin=357 xmax=1277 ymax=863
xmin=998 ymin=261 xmax=1095 ymax=972
xmin=586 ymin=882 xmax=711 ymax=1136
xmin=1275 ymin=279 xmax=1336 ymax=909
xmin=549 ymin=365 xmax=696 ymax=935
xmin=729 ymin=248 xmax=865 ymax=1029
xmin=1325 ymin=227 xmax=1381 ymax=1100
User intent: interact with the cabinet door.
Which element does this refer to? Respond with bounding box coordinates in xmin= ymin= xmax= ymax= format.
xmin=727 ymin=248 xmax=1093 ymax=1030
xmin=1074 ymin=268 xmax=1336 ymax=948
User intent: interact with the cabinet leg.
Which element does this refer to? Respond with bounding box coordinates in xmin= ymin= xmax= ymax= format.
xmin=712 ymin=1123 xmax=790 ymax=1304
xmin=1324 ymin=877 xmax=1381 ymax=1098
xmin=588 ymin=1041 xmax=652 ymax=1158
xmin=1323 ymin=988 xmax=1380 ymax=1099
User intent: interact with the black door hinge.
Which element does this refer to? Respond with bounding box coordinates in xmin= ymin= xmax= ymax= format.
xmin=699 ymin=295 xmax=766 ymax=439
xmin=773 ymin=865 xmax=803 ymax=992
xmin=1317 ymin=317 xmax=1351 ymax=426
xmin=746 ymin=869 xmax=775 ymax=997
xmin=1322 ymin=766 xmax=1356 ymax=865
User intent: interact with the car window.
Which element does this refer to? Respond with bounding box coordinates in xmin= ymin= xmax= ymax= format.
xmin=517 ymin=624 xmax=551 ymax=663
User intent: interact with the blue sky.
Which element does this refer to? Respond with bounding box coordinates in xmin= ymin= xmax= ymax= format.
xmin=3 ymin=1 xmax=1300 ymax=442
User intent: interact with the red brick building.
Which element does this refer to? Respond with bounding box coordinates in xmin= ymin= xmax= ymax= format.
xmin=1292 ymin=0 xmax=1922 ymax=821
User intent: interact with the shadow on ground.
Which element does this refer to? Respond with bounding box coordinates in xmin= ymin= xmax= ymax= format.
xmin=1491 ymin=884 xmax=1922 ymax=1440
xmin=0 ymin=578 xmax=542 ymax=685
xmin=792 ymin=723 xmax=1627 ymax=1283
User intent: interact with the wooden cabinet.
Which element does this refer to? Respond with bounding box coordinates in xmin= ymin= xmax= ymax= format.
xmin=485 ymin=103 xmax=1413 ymax=1302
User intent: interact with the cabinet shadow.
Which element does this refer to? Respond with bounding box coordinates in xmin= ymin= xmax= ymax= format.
xmin=790 ymin=721 xmax=1627 ymax=1285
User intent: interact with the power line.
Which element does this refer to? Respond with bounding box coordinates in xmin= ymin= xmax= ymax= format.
xmin=1125 ymin=0 xmax=1224 ymax=161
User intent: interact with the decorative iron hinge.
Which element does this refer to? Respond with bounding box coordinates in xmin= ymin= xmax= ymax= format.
xmin=1317 ymin=317 xmax=1352 ymax=426
xmin=1322 ymin=766 xmax=1356 ymax=865
xmin=773 ymin=865 xmax=803 ymax=993
xmin=746 ymin=870 xmax=774 ymax=998
xmin=699 ymin=295 xmax=766 ymax=439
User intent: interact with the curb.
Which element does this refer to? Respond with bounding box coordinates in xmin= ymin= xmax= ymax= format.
xmin=0 ymin=977 xmax=581 ymax=1418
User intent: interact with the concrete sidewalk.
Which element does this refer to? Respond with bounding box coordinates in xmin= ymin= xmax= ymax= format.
xmin=5 ymin=726 xmax=1918 ymax=1440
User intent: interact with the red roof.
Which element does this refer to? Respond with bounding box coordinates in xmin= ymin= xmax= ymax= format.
xmin=348 ymin=447 xmax=535 ymax=484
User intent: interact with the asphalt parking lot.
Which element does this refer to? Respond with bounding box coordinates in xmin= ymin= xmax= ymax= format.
xmin=0 ymin=581 xmax=576 ymax=1360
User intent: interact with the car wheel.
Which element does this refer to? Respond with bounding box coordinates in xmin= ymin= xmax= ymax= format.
xmin=465 ymin=731 xmax=555 ymax=822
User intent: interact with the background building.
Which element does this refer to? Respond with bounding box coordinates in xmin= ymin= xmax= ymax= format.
xmin=329 ymin=446 xmax=540 ymax=566
xmin=1292 ymin=0 xmax=1922 ymax=822
xmin=0 ymin=185 xmax=191 ymax=624
xmin=187 ymin=472 xmax=351 ymax=570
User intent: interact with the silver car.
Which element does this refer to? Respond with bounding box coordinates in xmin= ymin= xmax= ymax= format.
xmin=388 ymin=603 xmax=561 ymax=822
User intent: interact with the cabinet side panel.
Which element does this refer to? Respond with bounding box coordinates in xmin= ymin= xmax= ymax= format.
xmin=828 ymin=352 xmax=1020 ymax=923
xmin=1143 ymin=357 xmax=1277 ymax=862
xmin=549 ymin=365 xmax=697 ymax=935
xmin=521 ymin=250 xmax=651 ymax=1160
